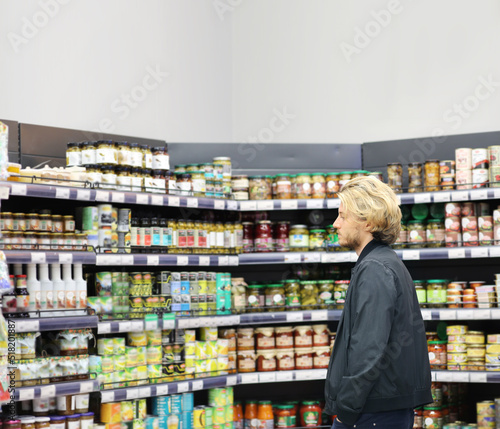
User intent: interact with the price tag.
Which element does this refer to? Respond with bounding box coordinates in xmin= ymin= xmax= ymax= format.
xmin=139 ymin=387 xmax=151 ymax=398
xmin=414 ymin=193 xmax=431 ymax=204
xmin=284 ymin=253 xmax=301 ymax=263
xmin=240 ymin=201 xmax=257 ymax=211
xmin=0 ymin=186 xmax=9 ymax=199
xmin=118 ymin=322 xmax=132 ymax=332
xmin=218 ymin=256 xmax=229 ymax=265
xmin=214 ymin=200 xmax=225 ymax=210
xmin=121 ymin=255 xmax=134 ymax=266
xmin=40 ymin=384 xmax=56 ymax=398
xmin=230 ymin=315 xmax=241 ymax=325
xmin=187 ymin=198 xmax=198 ymax=208
xmin=177 ymin=382 xmax=189 ymax=393
xmin=490 ymin=309 xmax=500 ymax=320
xmin=306 ymin=200 xmax=323 ymax=209
xmin=286 ymin=312 xmax=303 ymax=323
xmin=177 ymin=318 xmax=195 ymax=329
xmin=276 ymin=371 xmax=294 ymax=382
xmin=226 ymin=375 xmax=237 ymax=386
xmin=402 ymin=250 xmax=420 ymax=260
xmin=421 ymin=310 xmax=432 ymax=320
xmin=112 ymin=192 xmax=125 ymax=203
xmin=474 ymin=309 xmax=491 ymax=319
xmin=18 ymin=388 xmax=35 ymax=401
xmin=436 ymin=371 xmax=453 ymax=382
xmin=228 ymin=256 xmax=238 ymax=266
xmin=452 ymin=190 xmax=469 ymax=201
xmin=227 ymin=200 xmax=238 ymax=211
xmin=456 ymin=310 xmax=474 ymax=320
xmin=199 ymin=256 xmax=210 ymax=266
xmin=439 ymin=310 xmax=457 ymax=320
xmin=168 ymin=196 xmax=180 ymax=206
xmin=257 ymin=201 xmax=274 ymax=210
xmin=452 ymin=372 xmax=470 ymax=382
xmin=58 ymin=253 xmax=73 ymax=264
xmin=471 ymin=247 xmax=488 ymax=258
xmin=470 ymin=189 xmax=488 ymax=200
xmin=280 ymin=200 xmax=298 ymax=210
xmin=130 ymin=320 xmax=144 ymax=331
xmin=191 ymin=380 xmax=204 ymax=391
xmin=321 ymin=253 xmax=335 ymax=263
xmin=11 ymin=183 xmax=27 ymax=196
xmin=77 ymin=189 xmax=91 ymax=200
xmin=126 ymin=389 xmax=139 ymax=400
xmin=152 ymin=195 xmax=164 ymax=205
xmin=448 ymin=248 xmax=466 ymax=259
xmin=80 ymin=381 xmax=95 ymax=393
xmin=495 ymin=189 xmax=500 ymax=199
xmin=136 ymin=193 xmax=149 ymax=204
xmin=31 ymin=252 xmax=46 ymax=263
xmin=310 ymin=310 xmax=328 ymax=321
xmin=431 ymin=371 xmax=437 ymax=382
xmin=156 ymin=384 xmax=169 ymax=396
xmin=97 ymin=323 xmax=111 ymax=334
xmin=162 ymin=315 xmax=176 ymax=330
xmin=17 ymin=320 xmax=40 ymax=333
xmin=433 ymin=192 xmax=450 ymax=202
xmin=147 ymin=255 xmax=159 ymax=266
xmin=259 ymin=373 xmax=276 ymax=383
xmin=490 ymin=247 xmax=500 ymax=257
xmin=470 ymin=372 xmax=487 ymax=383
xmin=295 ymin=371 xmax=313 ymax=380
xmin=337 ymin=253 xmax=351 ymax=263
xmin=177 ymin=256 xmax=189 ymax=266
xmin=327 ymin=199 xmax=340 ymax=209
xmin=55 ymin=187 xmax=71 ymax=199
xmin=95 ymin=190 xmax=109 ymax=202
xmin=101 ymin=391 xmax=115 ymax=403
xmin=304 ymin=252 xmax=321 ymax=263
xmin=145 ymin=316 xmax=158 ymax=331
xmin=240 ymin=373 xmax=259 ymax=384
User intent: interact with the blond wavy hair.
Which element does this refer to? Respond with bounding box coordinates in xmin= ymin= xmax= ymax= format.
xmin=337 ymin=176 xmax=401 ymax=245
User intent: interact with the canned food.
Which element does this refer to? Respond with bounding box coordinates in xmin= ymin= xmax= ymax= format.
xmin=472 ymin=168 xmax=489 ymax=188
xmin=455 ymin=148 xmax=472 ymax=169
xmin=446 ymin=325 xmax=468 ymax=335
xmin=489 ymin=166 xmax=500 ymax=187
xmin=444 ymin=216 xmax=461 ymax=232
xmin=98 ymin=204 xmax=113 ymax=227
xmin=472 ymin=148 xmax=489 ymax=169
xmin=456 ymin=169 xmax=472 ymax=190
xmin=445 ymin=203 xmax=461 ymax=218
xmin=439 ymin=160 xmax=455 ymax=176
xmin=447 ymin=343 xmax=467 ymax=353
xmin=440 ymin=175 xmax=455 ymax=190
xmin=489 ymin=145 xmax=500 ymax=166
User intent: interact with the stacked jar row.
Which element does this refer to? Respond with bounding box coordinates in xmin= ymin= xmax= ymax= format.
xmin=414 ymin=279 xmax=488 ymax=308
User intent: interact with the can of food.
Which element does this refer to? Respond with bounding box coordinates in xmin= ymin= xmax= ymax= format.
xmin=447 ymin=352 xmax=467 ymax=364
xmin=448 ymin=334 xmax=467 ymax=343
xmin=456 ymin=148 xmax=472 ymax=169
xmin=82 ymin=206 xmax=99 ymax=231
xmin=489 ymin=165 xmax=500 ymax=187
xmin=445 ymin=202 xmax=462 ymax=217
xmin=213 ymin=407 xmax=226 ymax=425
xmin=208 ymin=388 xmax=227 ymax=407
xmin=445 ymin=231 xmax=462 ymax=247
xmin=440 ymin=174 xmax=455 ymax=190
xmin=118 ymin=208 xmax=131 ymax=232
xmin=461 ymin=216 xmax=478 ymax=232
xmin=445 ymin=216 xmax=461 ymax=232
xmin=456 ymin=169 xmax=472 ymax=190
xmin=461 ymin=202 xmax=475 ymax=216
xmin=487 ymin=334 xmax=500 ymax=344
xmin=478 ymin=216 xmax=493 ymax=232
xmin=447 ymin=343 xmax=467 ymax=353
xmin=446 ymin=325 xmax=468 ymax=335
xmin=98 ymin=204 xmax=113 ymax=227
xmin=193 ymin=407 xmax=205 ymax=428
xmin=472 ymin=148 xmax=489 ymax=169
xmin=477 ymin=401 xmax=495 ymax=427
xmin=438 ymin=160 xmax=455 ymax=176
xmin=462 ymin=231 xmax=479 ymax=247
xmin=466 ymin=331 xmax=485 ymax=344
xmin=472 ymin=168 xmax=489 ymax=188
xmin=98 ymin=226 xmax=112 ymax=252
xmin=479 ymin=230 xmax=494 ymax=246
xmin=467 ymin=345 xmax=486 ymax=358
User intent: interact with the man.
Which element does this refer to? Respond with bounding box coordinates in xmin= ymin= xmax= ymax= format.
xmin=324 ymin=176 xmax=432 ymax=428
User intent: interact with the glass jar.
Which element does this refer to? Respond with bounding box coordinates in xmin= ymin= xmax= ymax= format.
xmin=407 ymin=220 xmax=426 ymax=247
xmin=414 ymin=280 xmax=427 ymax=307
xmin=425 ymin=160 xmax=440 ymax=192
xmin=63 ymin=216 xmax=75 ymax=233
xmin=339 ymin=171 xmax=352 ymax=191
xmin=428 ymin=341 xmax=447 ymax=370
xmin=325 ymin=172 xmax=340 ymax=198
xmin=309 ymin=229 xmax=326 ymax=250
xmin=423 ymin=407 xmax=442 ymax=429
xmin=116 ymin=142 xmax=131 ymax=166
xmin=86 ymin=164 xmax=102 ymax=186
xmin=231 ymin=174 xmax=249 ymax=189
xmin=275 ymin=221 xmax=290 ymax=252
xmin=115 ymin=167 xmax=132 ymax=191
xmin=242 ymin=222 xmax=254 ymax=253
xmin=256 ymin=350 xmax=276 ymax=372
xmin=96 ymin=140 xmax=117 ymax=165
xmin=334 ymin=280 xmax=349 ymax=309
xmin=426 ymin=280 xmax=447 ymax=308
xmin=295 ymin=348 xmax=313 ymax=370
xmin=275 ymin=327 xmax=294 ymax=350
xmin=177 ymin=173 xmax=192 ymax=196
xmin=408 ymin=162 xmax=423 ymax=193
xmin=80 ymin=413 xmax=94 ymax=429
xmin=368 ymin=171 xmax=384 ymax=181
xmin=129 ymin=143 xmax=143 ymax=167
xmin=26 ymin=213 xmax=39 ymax=231
xmin=426 ymin=220 xmax=445 ymax=248
xmin=274 ymin=405 xmax=295 ymax=428
xmin=249 ymin=176 xmax=272 ymax=200
xmin=317 ymin=280 xmax=334 ymax=309
xmin=295 ymin=325 xmax=313 ymax=348
xmin=285 ymin=280 xmax=301 ymax=310
xmin=311 ymin=173 xmax=326 ymax=199
xmin=246 ymin=285 xmax=265 ymax=312
xmin=265 ymin=284 xmax=285 ymax=310
xmin=100 ymin=166 xmax=117 ymax=190
xmin=12 ymin=213 xmax=26 ymax=231
xmin=152 ymin=147 xmax=169 ymax=170
xmin=191 ymin=171 xmax=206 ymax=197
xmin=274 ymin=174 xmax=292 ymax=199
xmin=255 ymin=221 xmax=274 ymax=252
xmin=129 ymin=168 xmax=143 ymax=192
xmin=299 ymin=402 xmax=322 ymax=427
xmin=150 ymin=169 xmax=166 ymax=194
xmin=276 ymin=348 xmax=295 ymax=370
xmin=313 ymin=346 xmax=331 ymax=368
xmin=255 ymin=327 xmax=275 ymax=350
xmin=35 ymin=417 xmax=50 ymax=428
xmin=237 ymin=350 xmax=256 ymax=373
xmin=140 ymin=145 xmax=152 ymax=169
xmin=66 ymin=142 xmax=81 ymax=167
xmin=81 ymin=142 xmax=96 ymax=166
xmin=289 ymin=224 xmax=309 ymax=251
xmin=51 ymin=215 xmax=63 ymax=233
xmin=295 ymin=173 xmax=312 ymax=199
xmin=300 ymin=281 xmax=319 ymax=310
xmin=213 ymin=157 xmax=231 ymax=180
xmin=387 ymin=163 xmax=403 ymax=193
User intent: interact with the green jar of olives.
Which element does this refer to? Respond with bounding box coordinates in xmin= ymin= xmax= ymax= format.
xmin=317 ymin=280 xmax=334 ymax=309
xmin=407 ymin=220 xmax=426 ymax=248
xmin=265 ymin=284 xmax=285 ymax=311
xmin=300 ymin=280 xmax=319 ymax=310
xmin=246 ymin=284 xmax=265 ymax=312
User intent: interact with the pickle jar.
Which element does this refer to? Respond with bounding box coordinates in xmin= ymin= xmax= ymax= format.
xmin=246 ymin=285 xmax=265 ymax=312
xmin=81 ymin=142 xmax=96 ymax=166
xmin=339 ymin=171 xmax=352 ymax=191
xmin=408 ymin=162 xmax=423 ymax=193
xmin=325 ymin=172 xmax=340 ymax=198
xmin=66 ymin=142 xmax=81 ymax=167
xmin=334 ymin=280 xmax=349 ymax=309
xmin=116 ymin=141 xmax=131 ymax=166
xmin=141 ymin=145 xmax=153 ymax=169
xmin=86 ymin=165 xmax=102 ymax=186
xmin=426 ymin=280 xmax=447 ymax=308
xmin=249 ymin=176 xmax=272 ymax=200
xmin=295 ymin=173 xmax=312 ymax=199
xmin=129 ymin=143 xmax=143 ymax=167
xmin=191 ymin=171 xmax=206 ymax=197
xmin=300 ymin=281 xmax=319 ymax=310
xmin=265 ymin=284 xmax=285 ymax=311
xmin=100 ymin=166 xmax=117 ymax=190
xmin=96 ymin=140 xmax=117 ymax=165
xmin=177 ymin=173 xmax=192 ymax=196
xmin=317 ymin=280 xmax=334 ymax=309
xmin=311 ymin=173 xmax=326 ymax=199
xmin=407 ymin=220 xmax=426 ymax=247
xmin=289 ymin=224 xmax=309 ymax=251
xmin=414 ymin=280 xmax=427 ymax=307
xmin=424 ymin=160 xmax=440 ymax=192
xmin=387 ymin=163 xmax=403 ymax=193
xmin=426 ymin=219 xmax=445 ymax=248
xmin=274 ymin=174 xmax=292 ymax=199
xmin=285 ymin=279 xmax=301 ymax=310
xmin=309 ymin=229 xmax=326 ymax=250
xmin=116 ymin=167 xmax=132 ymax=191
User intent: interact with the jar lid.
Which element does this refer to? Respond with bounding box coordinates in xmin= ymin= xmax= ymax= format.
xmin=274 ymin=405 xmax=294 ymax=409
xmin=66 ymin=415 xmax=81 ymax=419
xmin=291 ymin=224 xmax=308 ymax=228
xmin=80 ymin=413 xmax=94 ymax=417
xmin=275 ymin=173 xmax=290 ymax=177
xmin=97 ymin=140 xmax=113 ymax=144
xmin=264 ymin=175 xmax=274 ymax=179
xmin=317 ymin=280 xmax=333 ymax=284
xmin=340 ymin=171 xmax=353 ymax=175
xmin=326 ymin=172 xmax=341 ymax=176
xmin=247 ymin=285 xmax=264 ymax=289
xmin=213 ymin=157 xmax=231 ymax=161
xmin=18 ymin=418 xmax=35 ymax=423
xmin=34 ymin=418 xmax=51 ymax=422
xmin=311 ymin=173 xmax=325 ymax=176
xmin=179 ymin=173 xmax=192 ymax=179
xmin=249 ymin=175 xmax=265 ymax=179
xmin=284 ymin=279 xmax=299 ymax=283
xmin=407 ymin=220 xmax=425 ymax=224
xmin=368 ymin=171 xmax=383 ymax=175
xmin=152 ymin=146 xmax=167 ymax=152
xmin=352 ymin=170 xmax=367 ymax=174
xmin=258 ymin=400 xmax=272 ymax=404
xmin=130 ymin=143 xmax=139 ymax=148
xmin=427 ymin=279 xmax=448 ymax=284
xmin=423 ymin=406 xmax=441 ymax=410
xmin=296 ymin=173 xmax=311 ymax=176
xmin=50 ymin=417 xmax=66 ymax=421
xmin=116 ymin=141 xmax=129 ymax=146
xmin=266 ymin=284 xmax=283 ymax=288
xmin=426 ymin=159 xmax=439 ymax=163
xmin=428 ymin=340 xmax=447 ymax=344
xmin=387 ymin=163 xmax=402 ymax=166
xmin=310 ymin=229 xmax=326 ymax=233
xmin=427 ymin=219 xmax=442 ymax=224
xmin=67 ymin=142 xmax=79 ymax=148
xmin=302 ymin=401 xmax=320 ymax=405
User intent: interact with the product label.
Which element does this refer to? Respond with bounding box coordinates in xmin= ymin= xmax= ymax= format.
xmin=290 ymin=234 xmax=309 ymax=247
xmin=286 ymin=296 xmax=301 ymax=307
xmin=238 ymin=358 xmax=255 ymax=370
xmin=152 ymin=154 xmax=169 ymax=170
xmin=313 ymin=333 xmax=329 ymax=346
xmin=276 ymin=336 xmax=294 ymax=348
xmin=257 ymin=337 xmax=275 ymax=349
xmin=278 ymin=356 xmax=294 ymax=369
xmin=275 ymin=415 xmax=296 ymax=428
xmin=82 ymin=149 xmax=96 ymax=165
xmin=96 ymin=147 xmax=117 ymax=164
xmin=66 ymin=291 xmax=76 ymax=309
xmin=295 ymin=335 xmax=312 ymax=347
xmin=261 ymin=359 xmax=276 ymax=370
xmin=187 ymin=230 xmax=195 ymax=247
xmin=304 ymin=411 xmax=319 ymax=426
xmin=238 ymin=338 xmax=255 ymax=348
xmin=258 ymin=419 xmax=273 ymax=429
xmin=255 ymin=238 xmax=273 ymax=251
xmin=296 ymin=356 xmax=313 ymax=368
xmin=67 ymin=151 xmax=81 ymax=166
xmin=313 ymin=356 xmax=330 ymax=367
xmin=192 ymin=178 xmax=206 ymax=192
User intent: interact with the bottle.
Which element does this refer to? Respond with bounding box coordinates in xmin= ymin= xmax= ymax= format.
xmin=62 ymin=264 xmax=76 ymax=313
xmin=244 ymin=401 xmax=258 ymax=429
xmin=51 ymin=264 xmax=66 ymax=311
xmin=39 ymin=264 xmax=53 ymax=317
xmin=26 ymin=264 xmax=41 ymax=316
xmin=74 ymin=264 xmax=87 ymax=314
xmin=140 ymin=218 xmax=151 ymax=247
xmin=257 ymin=401 xmax=273 ymax=429
xmin=151 ymin=217 xmax=161 ymax=247
xmin=130 ymin=218 xmax=139 ymax=248
xmin=15 ymin=275 xmax=29 ymax=318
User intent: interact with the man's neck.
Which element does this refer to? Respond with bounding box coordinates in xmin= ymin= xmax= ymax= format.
xmin=354 ymin=234 xmax=375 ymax=256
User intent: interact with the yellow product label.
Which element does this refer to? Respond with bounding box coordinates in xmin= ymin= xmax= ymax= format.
xmin=195 ymin=359 xmax=207 ymax=375
xmin=206 ymin=358 xmax=218 ymax=374
xmin=467 ymin=346 xmax=486 ymax=358
xmin=217 ymin=339 xmax=228 ymax=356
xmin=206 ymin=341 xmax=218 ymax=358
xmin=128 ymin=331 xmax=148 ymax=347
xmin=147 ymin=330 xmax=163 ymax=346
xmin=486 ymin=344 xmax=500 ymax=354
xmin=113 ymin=354 xmax=126 ymax=371
xmin=148 ymin=364 xmax=162 ymax=380
xmin=185 ymin=330 xmax=197 ymax=343
xmin=101 ymin=402 xmax=122 ymax=423
xmin=121 ymin=401 xmax=134 ymax=422
xmin=113 ymin=337 xmax=125 ymax=354
xmin=98 ymin=339 xmax=114 ymax=355
xmin=147 ymin=346 xmax=163 ymax=364
xmin=136 ymin=365 xmax=148 ymax=383
xmin=185 ymin=356 xmax=196 ymax=368
xmin=136 ymin=347 xmax=147 ymax=366
xmin=196 ymin=342 xmax=207 ymax=359
xmin=446 ymin=325 xmax=468 ymax=335
xmin=125 ymin=347 xmax=139 ymax=367
xmin=193 ymin=408 xmax=206 ymax=428
xmin=200 ymin=327 xmax=218 ymax=342
xmin=185 ymin=343 xmax=196 ymax=356
xmin=225 ymin=405 xmax=233 ymax=423
xmin=485 ymin=353 xmax=500 ymax=364
xmin=133 ymin=418 xmax=145 ymax=429
xmin=102 ymin=356 xmax=114 ymax=373
xmin=217 ymin=357 xmax=229 ymax=371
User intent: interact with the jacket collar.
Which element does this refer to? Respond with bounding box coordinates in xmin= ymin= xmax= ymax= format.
xmin=354 ymin=239 xmax=383 ymax=267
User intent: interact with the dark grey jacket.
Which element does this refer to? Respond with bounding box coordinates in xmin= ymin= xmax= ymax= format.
xmin=324 ymin=240 xmax=432 ymax=425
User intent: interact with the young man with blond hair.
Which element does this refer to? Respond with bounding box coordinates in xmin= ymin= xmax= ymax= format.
xmin=324 ymin=176 xmax=432 ymax=428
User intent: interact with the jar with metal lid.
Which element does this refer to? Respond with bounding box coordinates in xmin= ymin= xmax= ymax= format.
xmin=313 ymin=346 xmax=331 ymax=369
xmin=387 ymin=163 xmax=403 ymax=193
xmin=334 ymin=280 xmax=349 ymax=309
xmin=300 ymin=281 xmax=319 ymax=310
xmin=242 ymin=222 xmax=254 ymax=253
xmin=35 ymin=417 xmax=50 ymax=429
xmin=276 ymin=348 xmax=295 ymax=371
xmin=274 ymin=404 xmax=295 ymax=428
xmin=317 ymin=280 xmax=334 ymax=309
xmin=274 ymin=221 xmax=290 ymax=252
xmin=2 ymin=212 xmax=13 ymax=231
xmin=26 ymin=213 xmax=39 ymax=231
xmin=24 ymin=232 xmax=37 ymax=250
xmin=309 ymin=229 xmax=326 ymax=250
xmin=213 ymin=157 xmax=231 ymax=180
xmin=95 ymin=140 xmax=117 ymax=165
xmin=20 ymin=417 xmax=35 ymax=429
xmin=12 ymin=213 xmax=26 ymax=231
xmin=100 ymin=166 xmax=117 ymax=190
xmin=130 ymin=168 xmax=143 ymax=192
xmin=231 ymin=174 xmax=249 ymax=189
xmin=174 ymin=164 xmax=187 ymax=174
xmin=37 ymin=232 xmax=50 ymax=250
xmin=79 ymin=413 xmax=93 ymax=429
xmin=275 ymin=327 xmax=294 ymax=349
xmin=295 ymin=348 xmax=313 ymax=370
xmin=424 ymin=160 xmax=440 ymax=192
xmin=311 ymin=173 xmax=326 ymax=199
xmin=255 ymin=327 xmax=275 ymax=350
xmin=63 ymin=233 xmax=75 ymax=250
xmin=274 ymin=174 xmax=292 ymax=199
xmin=295 ymin=325 xmax=313 ymax=348
xmin=368 ymin=171 xmax=384 ymax=181
xmin=408 ymin=162 xmax=423 ymax=193
xmin=426 ymin=280 xmax=447 ymax=307
xmin=150 ymin=169 xmax=166 ymax=194
xmin=63 ymin=216 xmax=75 ymax=233
xmin=177 ymin=173 xmax=192 ymax=196
xmin=140 ymin=144 xmax=152 ymax=168
xmin=414 ymin=280 xmax=427 ymax=306
xmin=185 ymin=163 xmax=199 ymax=172
xmin=66 ymin=142 xmax=81 ymax=167
xmin=86 ymin=165 xmax=102 ymax=186
xmin=257 ymin=350 xmax=276 ymax=372
xmin=246 ymin=285 xmax=265 ymax=312
xmin=426 ymin=220 xmax=445 ymax=247
xmin=129 ymin=143 xmax=143 ymax=167
xmin=237 ymin=350 xmax=256 ymax=373
xmin=423 ymin=407 xmax=442 ymax=428
xmin=80 ymin=142 xmax=96 ymax=166
xmin=295 ymin=173 xmax=312 ymax=199
xmin=339 ymin=171 xmax=352 ymax=191
xmin=265 ymin=284 xmax=285 ymax=310
xmin=407 ymin=220 xmax=426 ymax=247
xmin=289 ymin=224 xmax=309 ymax=251
xmin=249 ymin=176 xmax=272 ymax=200
xmin=49 ymin=215 xmax=61 ymax=233
xmin=152 ymin=147 xmax=169 ymax=170
xmin=49 ymin=416 xmax=65 ymax=429
xmin=51 ymin=233 xmax=64 ymax=250
xmin=11 ymin=231 xmax=24 ymax=249
xmin=285 ymin=280 xmax=301 ymax=309
xmin=116 ymin=166 xmax=132 ymax=191
xmin=116 ymin=141 xmax=131 ymax=166
xmin=255 ymin=220 xmax=274 ymax=252
xmin=191 ymin=171 xmax=206 ymax=197
xmin=65 ymin=415 xmax=80 ymax=429
xmin=325 ymin=172 xmax=340 ymax=198
xmin=299 ymin=401 xmax=322 ymax=427
xmin=428 ymin=341 xmax=447 ymax=370
xmin=74 ymin=393 xmax=89 ymax=413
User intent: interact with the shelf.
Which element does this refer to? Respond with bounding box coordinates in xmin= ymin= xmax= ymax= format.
xmin=15 ymin=379 xmax=98 ymax=401
xmin=2 ymin=251 xmax=96 ymax=264
xmin=432 ymin=371 xmax=500 ymax=383
xmin=95 ymin=254 xmax=239 ymax=266
xmin=238 ymin=252 xmax=358 ymax=265
xmin=8 ymin=315 xmax=99 ymax=333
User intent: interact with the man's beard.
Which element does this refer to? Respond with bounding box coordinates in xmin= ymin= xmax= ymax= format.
xmin=340 ymin=231 xmax=361 ymax=250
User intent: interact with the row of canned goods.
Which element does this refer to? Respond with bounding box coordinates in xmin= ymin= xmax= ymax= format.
xmin=414 ymin=279 xmax=490 ymax=308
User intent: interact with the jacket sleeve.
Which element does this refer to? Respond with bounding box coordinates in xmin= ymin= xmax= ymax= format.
xmin=336 ymin=261 xmax=398 ymax=425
